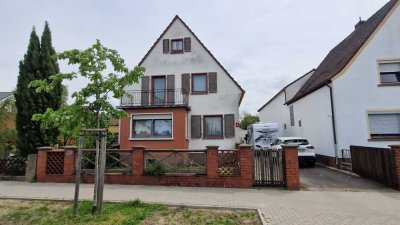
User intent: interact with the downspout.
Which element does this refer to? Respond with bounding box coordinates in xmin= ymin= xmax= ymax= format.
xmin=327 ymin=83 xmax=338 ymax=166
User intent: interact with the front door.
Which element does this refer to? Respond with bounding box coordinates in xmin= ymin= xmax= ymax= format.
xmin=152 ymin=76 xmax=166 ymax=105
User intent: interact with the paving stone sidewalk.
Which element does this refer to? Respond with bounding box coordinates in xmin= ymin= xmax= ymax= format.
xmin=0 ymin=181 xmax=399 ymax=224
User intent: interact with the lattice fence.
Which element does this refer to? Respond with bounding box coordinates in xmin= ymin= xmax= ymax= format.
xmin=46 ymin=151 xmax=65 ymax=175
xmin=218 ymin=150 xmax=240 ymax=176
xmin=80 ymin=149 xmax=133 ymax=174
xmin=0 ymin=156 xmax=26 ymax=176
xmin=144 ymin=150 xmax=207 ymax=175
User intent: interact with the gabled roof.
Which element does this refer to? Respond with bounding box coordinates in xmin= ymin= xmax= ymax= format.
xmin=0 ymin=92 xmax=13 ymax=101
xmin=257 ymin=69 xmax=315 ymax=112
xmin=287 ymin=0 xmax=399 ymax=105
xmin=138 ymin=15 xmax=245 ymax=105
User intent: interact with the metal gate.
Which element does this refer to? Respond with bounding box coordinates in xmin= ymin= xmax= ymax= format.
xmin=253 ymin=149 xmax=284 ymax=187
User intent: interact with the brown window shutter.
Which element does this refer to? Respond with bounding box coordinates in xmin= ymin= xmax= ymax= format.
xmin=163 ymin=39 xmax=170 ymax=54
xmin=167 ymin=74 xmax=175 ymax=105
xmin=208 ymin=72 xmax=217 ymax=93
xmin=141 ymin=76 xmax=149 ymax=106
xmin=191 ymin=115 xmax=201 ymax=138
xmin=184 ymin=37 xmax=191 ymax=52
xmin=224 ymin=114 xmax=235 ymax=138
xmin=182 ymin=73 xmax=190 ymax=93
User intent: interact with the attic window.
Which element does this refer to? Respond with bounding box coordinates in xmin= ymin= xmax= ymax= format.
xmin=171 ymin=39 xmax=183 ymax=53
xmin=379 ymin=61 xmax=400 ymax=84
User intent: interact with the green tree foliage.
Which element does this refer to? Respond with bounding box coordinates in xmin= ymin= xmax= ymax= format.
xmin=15 ymin=23 xmax=63 ymax=156
xmin=30 ymin=40 xmax=145 ymax=143
xmin=239 ymin=112 xmax=260 ymax=130
xmin=0 ymin=96 xmax=17 ymax=157
xmin=15 ymin=28 xmax=45 ymax=156
xmin=40 ymin=21 xmax=62 ymax=144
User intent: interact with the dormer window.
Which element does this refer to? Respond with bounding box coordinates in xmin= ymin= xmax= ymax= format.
xmin=171 ymin=39 xmax=183 ymax=53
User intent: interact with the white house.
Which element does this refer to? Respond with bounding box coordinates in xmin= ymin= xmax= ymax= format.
xmin=259 ymin=0 xmax=400 ymax=166
xmin=119 ymin=16 xmax=244 ymax=150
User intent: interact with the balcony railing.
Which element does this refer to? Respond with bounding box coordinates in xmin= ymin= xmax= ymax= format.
xmin=120 ymin=89 xmax=189 ymax=108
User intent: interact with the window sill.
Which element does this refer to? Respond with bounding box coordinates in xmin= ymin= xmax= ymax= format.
xmin=191 ymin=92 xmax=208 ymax=95
xmin=378 ymin=83 xmax=400 ymax=87
xmin=202 ymin=137 xmax=224 ymax=140
xmin=129 ymin=138 xmax=173 ymax=141
xmin=170 ymin=51 xmax=184 ymax=54
xmin=368 ymin=138 xmax=400 ymax=142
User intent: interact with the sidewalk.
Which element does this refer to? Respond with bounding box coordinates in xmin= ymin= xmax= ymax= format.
xmin=1 ymin=181 xmax=399 ymax=225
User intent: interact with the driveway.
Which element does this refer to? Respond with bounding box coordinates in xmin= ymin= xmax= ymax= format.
xmin=300 ymin=164 xmax=391 ymax=191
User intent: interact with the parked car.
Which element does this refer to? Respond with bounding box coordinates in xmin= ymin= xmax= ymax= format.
xmin=270 ymin=137 xmax=316 ymax=167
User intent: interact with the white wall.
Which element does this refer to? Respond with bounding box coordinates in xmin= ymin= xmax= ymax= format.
xmin=284 ymin=71 xmax=314 ymax=102
xmin=258 ymin=92 xmax=288 ymax=134
xmin=287 ymin=87 xmax=336 ymax=157
xmin=124 ymin=19 xmax=242 ymax=149
xmin=333 ymin=3 xmax=400 ymax=150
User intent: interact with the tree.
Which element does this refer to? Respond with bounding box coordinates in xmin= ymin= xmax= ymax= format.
xmin=40 ymin=21 xmax=62 ymax=145
xmin=0 ymin=96 xmax=17 ymax=157
xmin=240 ymin=111 xmax=259 ymax=130
xmin=15 ymin=28 xmax=44 ymax=157
xmin=30 ymin=39 xmax=145 ymax=143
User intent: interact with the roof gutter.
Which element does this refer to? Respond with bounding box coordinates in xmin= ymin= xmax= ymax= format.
xmin=327 ymin=82 xmax=338 ymax=166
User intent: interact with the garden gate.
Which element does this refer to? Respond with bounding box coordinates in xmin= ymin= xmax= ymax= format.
xmin=253 ymin=149 xmax=284 ymax=187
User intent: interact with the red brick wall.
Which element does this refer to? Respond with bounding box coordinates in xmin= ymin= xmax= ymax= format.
xmin=120 ymin=108 xmax=189 ymax=149
xmin=36 ymin=145 xmax=253 ymax=188
xmin=283 ymin=145 xmax=300 ymax=190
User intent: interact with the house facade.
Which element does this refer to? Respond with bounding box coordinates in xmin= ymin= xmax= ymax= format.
xmin=259 ymin=0 xmax=400 ymax=166
xmin=118 ymin=16 xmax=244 ymax=150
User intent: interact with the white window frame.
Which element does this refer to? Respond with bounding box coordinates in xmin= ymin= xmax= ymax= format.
xmin=377 ymin=59 xmax=400 ymax=85
xmin=366 ymin=110 xmax=400 ymax=140
xmin=130 ymin=113 xmax=174 ymax=140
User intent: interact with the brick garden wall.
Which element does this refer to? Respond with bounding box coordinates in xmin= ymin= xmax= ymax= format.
xmin=36 ymin=144 xmax=300 ymax=190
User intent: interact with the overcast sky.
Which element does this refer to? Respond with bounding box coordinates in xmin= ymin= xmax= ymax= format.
xmin=0 ymin=0 xmax=389 ymax=114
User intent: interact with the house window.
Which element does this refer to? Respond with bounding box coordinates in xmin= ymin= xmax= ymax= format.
xmin=368 ymin=112 xmax=400 ymax=139
xmin=298 ymin=120 xmax=302 ymax=127
xmin=132 ymin=114 xmax=172 ymax=139
xmin=171 ymin=39 xmax=183 ymax=53
xmin=379 ymin=62 xmax=400 ymax=84
xmin=204 ymin=115 xmax=223 ymax=138
xmin=289 ymin=105 xmax=295 ymax=126
xmin=192 ymin=74 xmax=207 ymax=93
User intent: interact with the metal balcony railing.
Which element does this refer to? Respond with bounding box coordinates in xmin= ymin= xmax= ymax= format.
xmin=120 ymin=89 xmax=189 ymax=108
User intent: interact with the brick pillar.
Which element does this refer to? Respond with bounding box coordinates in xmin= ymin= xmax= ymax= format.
xmin=132 ymin=145 xmax=145 ymax=176
xmin=390 ymin=145 xmax=400 ymax=190
xmin=64 ymin=146 xmax=77 ymax=177
xmin=283 ymin=144 xmax=300 ymax=190
xmin=36 ymin=147 xmax=53 ymax=182
xmin=239 ymin=144 xmax=253 ymax=188
xmin=206 ymin=145 xmax=219 ymax=178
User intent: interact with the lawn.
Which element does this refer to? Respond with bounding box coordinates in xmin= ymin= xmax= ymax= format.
xmin=0 ymin=199 xmax=260 ymax=225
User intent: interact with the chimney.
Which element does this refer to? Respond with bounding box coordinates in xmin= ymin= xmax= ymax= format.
xmin=355 ymin=17 xmax=365 ymax=29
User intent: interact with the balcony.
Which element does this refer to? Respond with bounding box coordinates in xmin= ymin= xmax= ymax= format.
xmin=119 ymin=89 xmax=189 ymax=109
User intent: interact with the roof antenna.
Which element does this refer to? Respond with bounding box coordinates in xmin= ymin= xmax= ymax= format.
xmin=355 ymin=16 xmax=365 ymax=29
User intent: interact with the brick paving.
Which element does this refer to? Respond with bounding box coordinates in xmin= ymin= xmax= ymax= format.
xmin=0 ymin=181 xmax=399 ymax=224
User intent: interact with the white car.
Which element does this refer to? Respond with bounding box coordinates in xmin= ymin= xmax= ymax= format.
xmin=270 ymin=137 xmax=316 ymax=167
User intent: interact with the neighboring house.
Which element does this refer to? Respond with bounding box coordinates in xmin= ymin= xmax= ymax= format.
xmin=118 ymin=16 xmax=244 ymax=150
xmin=259 ymin=0 xmax=400 ymax=166
xmin=0 ymin=92 xmax=15 ymax=129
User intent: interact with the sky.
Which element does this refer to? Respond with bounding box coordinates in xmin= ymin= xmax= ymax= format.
xmin=0 ymin=0 xmax=390 ymax=114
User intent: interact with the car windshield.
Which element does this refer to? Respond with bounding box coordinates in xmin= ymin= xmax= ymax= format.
xmin=283 ymin=139 xmax=309 ymax=145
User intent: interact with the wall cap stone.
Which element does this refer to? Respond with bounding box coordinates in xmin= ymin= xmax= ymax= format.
xmin=238 ymin=144 xmax=252 ymax=148
xmin=37 ymin=146 xmax=53 ymax=151
xmin=64 ymin=146 xmax=78 ymax=150
xmin=205 ymin=145 xmax=219 ymax=148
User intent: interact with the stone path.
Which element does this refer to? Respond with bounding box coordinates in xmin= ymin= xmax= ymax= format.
xmin=0 ymin=181 xmax=399 ymax=224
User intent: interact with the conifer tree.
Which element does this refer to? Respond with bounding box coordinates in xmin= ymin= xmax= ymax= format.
xmin=15 ymin=28 xmax=45 ymax=156
xmin=40 ymin=21 xmax=61 ymax=144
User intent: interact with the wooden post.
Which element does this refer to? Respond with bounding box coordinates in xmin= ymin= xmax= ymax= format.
xmin=73 ymin=133 xmax=84 ymax=216
xmin=390 ymin=145 xmax=400 ymax=190
xmin=96 ymin=130 xmax=107 ymax=214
